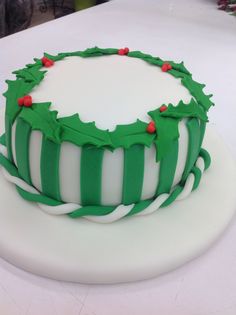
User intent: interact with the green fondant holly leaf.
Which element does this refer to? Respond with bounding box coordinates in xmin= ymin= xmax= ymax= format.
xmin=43 ymin=52 xmax=65 ymax=62
xmin=169 ymin=61 xmax=191 ymax=75
xmin=110 ymin=119 xmax=155 ymax=149
xmin=182 ymin=77 xmax=214 ymax=111
xmin=128 ymin=51 xmax=153 ymax=59
xmin=3 ymin=79 xmax=35 ymax=121
xmin=59 ymin=114 xmax=112 ymax=147
xmin=148 ymin=109 xmax=180 ymax=162
xmin=161 ymin=98 xmax=208 ymax=121
xmin=13 ymin=67 xmax=46 ymax=85
xmin=18 ymin=103 xmax=61 ymax=143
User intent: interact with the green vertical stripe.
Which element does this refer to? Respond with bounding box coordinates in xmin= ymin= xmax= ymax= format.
xmin=41 ymin=137 xmax=61 ymax=201
xmin=156 ymin=139 xmax=179 ymax=195
xmin=181 ymin=118 xmax=201 ymax=182
xmin=15 ymin=118 xmax=32 ymax=185
xmin=122 ymin=144 xmax=145 ymax=205
xmin=199 ymin=121 xmax=206 ymax=149
xmin=80 ymin=146 xmax=104 ymax=205
xmin=5 ymin=115 xmax=13 ymax=162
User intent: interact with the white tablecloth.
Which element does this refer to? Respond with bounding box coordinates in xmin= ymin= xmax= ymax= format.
xmin=0 ymin=0 xmax=236 ymax=314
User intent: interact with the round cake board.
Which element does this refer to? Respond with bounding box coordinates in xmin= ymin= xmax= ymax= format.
xmin=0 ymin=111 xmax=236 ymax=284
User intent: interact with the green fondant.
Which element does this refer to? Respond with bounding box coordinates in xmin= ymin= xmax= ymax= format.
xmin=3 ymin=79 xmax=35 ymax=122
xmin=161 ymin=98 xmax=208 ymax=122
xmin=5 ymin=115 xmax=13 ymax=162
xmin=0 ymin=133 xmax=6 ymax=145
xmin=3 ymin=47 xmax=214 ymax=160
xmin=15 ymin=118 xmax=32 ymax=185
xmin=41 ymin=137 xmax=61 ymax=200
xmin=156 ymin=139 xmax=179 ymax=195
xmin=80 ymin=146 xmax=104 ymax=205
xmin=59 ymin=114 xmax=112 ymax=147
xmin=13 ymin=67 xmax=46 ymax=85
xmin=110 ymin=119 xmax=155 ymax=149
xmin=148 ymin=108 xmax=180 ymax=161
xmin=181 ymin=118 xmax=201 ymax=182
xmin=199 ymin=148 xmax=211 ymax=170
xmin=191 ymin=166 xmax=202 ymax=191
xmin=199 ymin=121 xmax=206 ymax=149
xmin=122 ymin=145 xmax=145 ymax=204
xmin=160 ymin=186 xmax=184 ymax=207
xmin=0 ymin=137 xmax=211 ymax=218
xmin=182 ymin=77 xmax=214 ymax=111
xmin=18 ymin=103 xmax=61 ymax=143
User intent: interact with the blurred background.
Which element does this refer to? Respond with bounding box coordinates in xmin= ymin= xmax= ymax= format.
xmin=0 ymin=0 xmax=109 ymax=38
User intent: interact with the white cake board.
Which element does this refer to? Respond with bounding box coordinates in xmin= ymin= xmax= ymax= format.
xmin=0 ymin=110 xmax=236 ymax=284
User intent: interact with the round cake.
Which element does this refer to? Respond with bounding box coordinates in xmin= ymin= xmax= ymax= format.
xmin=0 ymin=47 xmax=213 ymax=223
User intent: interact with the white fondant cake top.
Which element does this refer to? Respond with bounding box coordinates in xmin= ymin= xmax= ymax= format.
xmin=30 ymin=55 xmax=192 ymax=131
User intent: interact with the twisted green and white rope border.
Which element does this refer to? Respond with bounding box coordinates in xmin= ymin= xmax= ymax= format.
xmin=0 ymin=135 xmax=211 ymax=223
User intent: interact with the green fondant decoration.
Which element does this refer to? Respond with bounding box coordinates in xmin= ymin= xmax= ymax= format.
xmin=191 ymin=166 xmax=202 ymax=191
xmin=148 ymin=108 xmax=180 ymax=161
xmin=199 ymin=148 xmax=211 ymax=170
xmin=80 ymin=146 xmax=104 ymax=205
xmin=41 ymin=137 xmax=61 ymax=200
xmin=122 ymin=145 xmax=145 ymax=204
xmin=15 ymin=118 xmax=32 ymax=185
xmin=59 ymin=114 xmax=112 ymax=147
xmin=110 ymin=119 xmax=155 ymax=149
xmin=5 ymin=115 xmax=13 ymax=162
xmin=3 ymin=79 xmax=35 ymax=122
xmin=13 ymin=67 xmax=46 ymax=85
xmin=182 ymin=77 xmax=214 ymax=111
xmin=3 ymin=47 xmax=214 ymax=160
xmin=181 ymin=118 xmax=201 ymax=182
xmin=161 ymin=98 xmax=208 ymax=122
xmin=160 ymin=186 xmax=184 ymax=208
xmin=199 ymin=121 xmax=206 ymax=149
xmin=156 ymin=139 xmax=179 ymax=195
xmin=18 ymin=103 xmax=61 ymax=143
xmin=0 ymin=136 xmax=211 ymax=218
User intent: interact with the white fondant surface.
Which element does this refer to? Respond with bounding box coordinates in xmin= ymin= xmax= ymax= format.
xmin=30 ymin=55 xmax=192 ymax=131
xmin=0 ymin=113 xmax=236 ymax=283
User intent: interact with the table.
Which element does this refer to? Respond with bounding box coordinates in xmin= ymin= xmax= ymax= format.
xmin=0 ymin=0 xmax=236 ymax=314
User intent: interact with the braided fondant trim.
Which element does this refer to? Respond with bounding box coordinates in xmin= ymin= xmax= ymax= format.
xmin=0 ymin=140 xmax=211 ymax=223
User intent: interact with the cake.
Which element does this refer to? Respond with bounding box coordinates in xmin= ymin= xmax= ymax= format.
xmin=0 ymin=47 xmax=213 ymax=223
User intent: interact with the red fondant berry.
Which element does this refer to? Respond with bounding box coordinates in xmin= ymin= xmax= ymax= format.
xmin=124 ymin=47 xmax=129 ymax=54
xmin=161 ymin=63 xmax=172 ymax=72
xmin=23 ymin=95 xmax=32 ymax=107
xmin=160 ymin=105 xmax=168 ymax=112
xmin=18 ymin=97 xmax=24 ymax=106
xmin=118 ymin=47 xmax=129 ymax=55
xmin=146 ymin=121 xmax=156 ymax=134
xmin=118 ymin=49 xmax=125 ymax=55
xmin=41 ymin=57 xmax=54 ymax=67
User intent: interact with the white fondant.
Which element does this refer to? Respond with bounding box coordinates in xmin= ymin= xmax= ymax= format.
xmin=0 ymin=144 xmax=7 ymax=158
xmin=59 ymin=142 xmax=81 ymax=204
xmin=0 ymin=135 xmax=208 ymax=223
xmin=11 ymin=121 xmax=17 ymax=166
xmin=141 ymin=144 xmax=160 ymax=200
xmin=176 ymin=173 xmax=195 ymax=201
xmin=196 ymin=157 xmax=205 ymax=173
xmin=101 ymin=148 xmax=124 ymax=205
xmin=0 ymin=125 xmax=236 ymax=283
xmin=30 ymin=55 xmax=192 ymax=131
xmin=172 ymin=119 xmax=189 ymax=187
xmin=84 ymin=204 xmax=134 ymax=224
xmin=29 ymin=131 xmax=42 ymax=191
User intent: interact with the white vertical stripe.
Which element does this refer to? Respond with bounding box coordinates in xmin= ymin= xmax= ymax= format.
xmin=101 ymin=148 xmax=124 ymax=205
xmin=11 ymin=120 xmax=17 ymax=167
xmin=141 ymin=144 xmax=160 ymax=200
xmin=59 ymin=142 xmax=81 ymax=204
xmin=29 ymin=131 xmax=42 ymax=191
xmin=172 ymin=119 xmax=188 ymax=187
